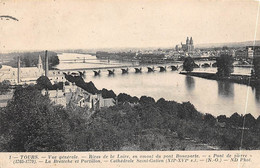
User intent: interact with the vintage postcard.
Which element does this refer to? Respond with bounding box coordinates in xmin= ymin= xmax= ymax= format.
xmin=0 ymin=0 xmax=259 ymax=167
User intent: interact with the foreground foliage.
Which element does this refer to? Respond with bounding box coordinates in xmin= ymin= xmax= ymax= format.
xmin=0 ymin=86 xmax=69 ymax=152
xmin=0 ymin=87 xmax=259 ymax=151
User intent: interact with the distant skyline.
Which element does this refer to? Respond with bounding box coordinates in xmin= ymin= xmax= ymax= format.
xmin=0 ymin=0 xmax=260 ymax=52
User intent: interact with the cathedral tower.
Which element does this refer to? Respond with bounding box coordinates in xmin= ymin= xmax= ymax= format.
xmin=190 ymin=37 xmax=193 ymax=45
xmin=186 ymin=37 xmax=190 ymax=45
xmin=190 ymin=37 xmax=194 ymax=51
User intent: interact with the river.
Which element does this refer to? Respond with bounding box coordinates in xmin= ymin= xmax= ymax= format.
xmin=55 ymin=53 xmax=260 ymax=118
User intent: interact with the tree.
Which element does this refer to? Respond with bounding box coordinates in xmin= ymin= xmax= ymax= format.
xmin=139 ymin=96 xmax=155 ymax=105
xmin=203 ymin=113 xmax=216 ymax=126
xmin=253 ymin=57 xmax=260 ymax=79
xmin=183 ymin=57 xmax=195 ymax=72
xmin=101 ymin=88 xmax=116 ymax=99
xmin=256 ymin=116 xmax=260 ymax=129
xmin=0 ymin=86 xmax=70 ymax=152
xmin=129 ymin=96 xmax=139 ymax=103
xmin=216 ymin=54 xmax=234 ymax=77
xmin=137 ymin=104 xmax=163 ymax=129
xmin=217 ymin=115 xmax=227 ymax=123
xmin=118 ymin=93 xmax=139 ymax=104
xmin=83 ymin=118 xmax=122 ymax=151
xmin=52 ymin=82 xmax=64 ymax=90
xmin=243 ymin=114 xmax=256 ymax=128
xmin=229 ymin=112 xmax=243 ymax=127
xmin=63 ymin=74 xmax=99 ymax=94
xmin=0 ymin=80 xmax=11 ymax=95
xmin=118 ymin=93 xmax=132 ymax=103
xmin=36 ymin=76 xmax=53 ymax=90
xmin=177 ymin=101 xmax=202 ymax=120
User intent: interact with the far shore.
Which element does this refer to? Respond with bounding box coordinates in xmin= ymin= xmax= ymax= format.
xmin=179 ymin=71 xmax=260 ymax=87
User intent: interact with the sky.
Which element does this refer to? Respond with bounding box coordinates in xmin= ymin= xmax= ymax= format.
xmin=0 ymin=0 xmax=260 ymax=52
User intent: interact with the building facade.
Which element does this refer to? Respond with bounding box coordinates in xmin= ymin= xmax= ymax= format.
xmin=0 ymin=56 xmax=45 ymax=84
xmin=42 ymin=82 xmax=116 ymax=110
xmin=246 ymin=46 xmax=260 ymax=58
xmin=235 ymin=49 xmax=247 ymax=59
xmin=0 ymin=51 xmax=66 ymax=85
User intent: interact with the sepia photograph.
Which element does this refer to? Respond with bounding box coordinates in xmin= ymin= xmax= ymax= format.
xmin=0 ymin=0 xmax=260 ymax=160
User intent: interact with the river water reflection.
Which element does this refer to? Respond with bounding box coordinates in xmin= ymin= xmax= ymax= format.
xmin=56 ymin=53 xmax=260 ymax=117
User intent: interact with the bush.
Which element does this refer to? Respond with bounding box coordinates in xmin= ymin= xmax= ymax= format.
xmin=36 ymin=76 xmax=53 ymax=90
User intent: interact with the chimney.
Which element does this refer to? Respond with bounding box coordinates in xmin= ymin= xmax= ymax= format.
xmin=17 ymin=56 xmax=21 ymax=84
xmin=45 ymin=50 xmax=48 ymax=77
xmin=37 ymin=54 xmax=43 ymax=69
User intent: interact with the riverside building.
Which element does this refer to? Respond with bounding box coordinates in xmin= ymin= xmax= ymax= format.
xmin=0 ymin=51 xmax=66 ymax=85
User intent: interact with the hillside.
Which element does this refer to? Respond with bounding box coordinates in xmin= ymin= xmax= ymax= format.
xmin=196 ymin=40 xmax=260 ymax=49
